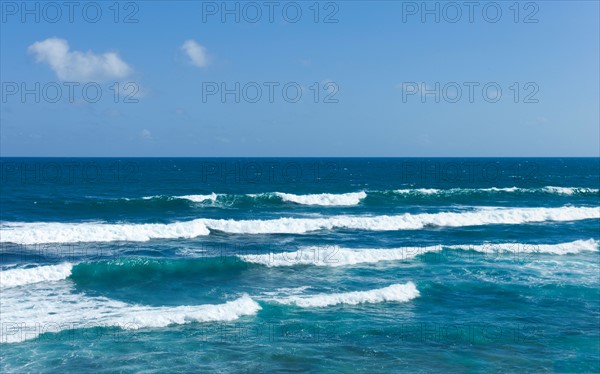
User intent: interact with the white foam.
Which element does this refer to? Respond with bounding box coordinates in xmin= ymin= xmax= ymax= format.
xmin=0 ymin=263 xmax=73 ymax=288
xmin=394 ymin=187 xmax=525 ymax=195
xmin=480 ymin=187 xmax=521 ymax=192
xmin=272 ymin=282 xmax=419 ymax=308
xmin=261 ymin=286 xmax=311 ymax=297
xmin=203 ymin=206 xmax=600 ymax=234
xmin=275 ymin=191 xmax=367 ymax=206
xmin=0 ymin=220 xmax=210 ymax=245
xmin=2 ymin=207 xmax=598 ymax=244
xmin=448 ymin=239 xmax=599 ymax=255
xmin=176 ymin=193 xmax=219 ymax=203
xmin=393 ymin=187 xmax=599 ymax=196
xmin=240 ymin=246 xmax=443 ymax=267
xmin=240 ymin=240 xmax=598 ymax=267
xmin=1 ymin=283 xmax=261 ymax=343
xmin=394 ymin=188 xmax=440 ymax=195
xmin=542 ymin=186 xmax=599 ymax=195
xmin=114 ymin=294 xmax=260 ymax=329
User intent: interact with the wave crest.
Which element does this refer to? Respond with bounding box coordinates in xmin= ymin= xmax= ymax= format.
xmin=0 ymin=263 xmax=73 ymax=288
xmin=393 ymin=186 xmax=599 ymax=196
xmin=0 ymin=220 xmax=210 ymax=245
xmin=272 ymin=282 xmax=419 ymax=307
xmin=204 ymin=206 xmax=599 ymax=235
xmin=240 ymin=246 xmax=442 ymax=267
xmin=1 ymin=289 xmax=260 ymax=343
xmin=240 ymin=239 xmax=598 ymax=267
xmin=2 ymin=207 xmax=597 ymax=244
xmin=274 ymin=191 xmax=366 ymax=206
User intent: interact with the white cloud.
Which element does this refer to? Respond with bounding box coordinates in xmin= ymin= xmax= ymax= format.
xmin=181 ymin=40 xmax=209 ymax=68
xmin=28 ymin=38 xmax=132 ymax=81
xmin=140 ymin=129 xmax=153 ymax=140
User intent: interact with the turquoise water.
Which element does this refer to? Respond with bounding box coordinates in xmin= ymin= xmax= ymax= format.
xmin=1 ymin=158 xmax=599 ymax=372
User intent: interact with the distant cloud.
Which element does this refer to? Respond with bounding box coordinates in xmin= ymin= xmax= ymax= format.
xmin=28 ymin=38 xmax=132 ymax=81
xmin=181 ymin=40 xmax=209 ymax=68
xmin=140 ymin=129 xmax=153 ymax=140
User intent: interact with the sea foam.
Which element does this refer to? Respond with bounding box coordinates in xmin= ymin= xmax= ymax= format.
xmin=0 ymin=263 xmax=73 ymax=288
xmin=272 ymin=282 xmax=419 ymax=307
xmin=0 ymin=220 xmax=210 ymax=245
xmin=204 ymin=206 xmax=599 ymax=234
xmin=240 ymin=246 xmax=443 ymax=267
xmin=393 ymin=186 xmax=599 ymax=196
xmin=1 ymin=284 xmax=261 ymax=343
xmin=448 ymin=238 xmax=599 ymax=255
xmin=175 ymin=193 xmax=219 ymax=202
xmin=274 ymin=191 xmax=367 ymax=206
xmin=239 ymin=239 xmax=599 ymax=267
xmin=2 ymin=206 xmax=598 ymax=244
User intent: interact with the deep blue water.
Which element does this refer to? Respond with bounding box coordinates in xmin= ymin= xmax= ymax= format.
xmin=1 ymin=158 xmax=599 ymax=373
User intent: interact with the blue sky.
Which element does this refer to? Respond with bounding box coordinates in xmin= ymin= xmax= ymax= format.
xmin=1 ymin=1 xmax=598 ymax=156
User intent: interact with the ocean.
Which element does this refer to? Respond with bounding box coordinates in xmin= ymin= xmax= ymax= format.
xmin=1 ymin=158 xmax=599 ymax=372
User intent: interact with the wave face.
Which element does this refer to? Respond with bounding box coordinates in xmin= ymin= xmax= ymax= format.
xmin=274 ymin=191 xmax=366 ymax=206
xmin=68 ymin=257 xmax=249 ymax=288
xmin=0 ymin=263 xmax=73 ymax=288
xmin=0 ymin=257 xmax=252 ymax=291
xmin=2 ymin=206 xmax=598 ymax=244
xmin=272 ymin=282 xmax=419 ymax=307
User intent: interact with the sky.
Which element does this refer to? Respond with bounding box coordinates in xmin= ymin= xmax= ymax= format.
xmin=0 ymin=0 xmax=599 ymax=157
